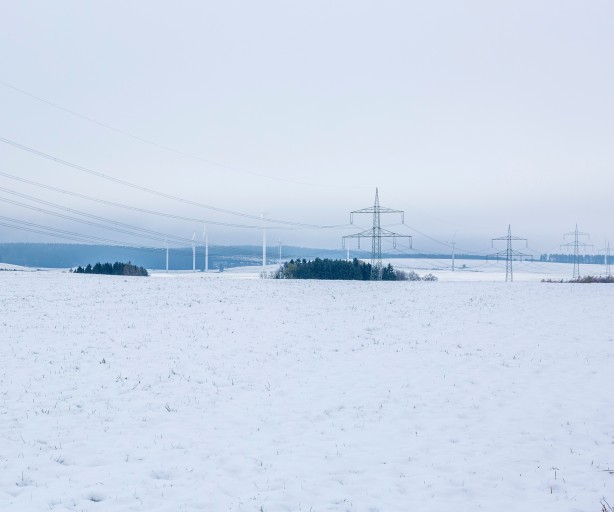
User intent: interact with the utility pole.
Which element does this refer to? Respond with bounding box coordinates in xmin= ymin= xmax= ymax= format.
xmin=561 ymin=224 xmax=592 ymax=279
xmin=491 ymin=225 xmax=529 ymax=282
xmin=165 ymin=240 xmax=169 ymax=273
xmin=346 ymin=244 xmax=350 ymax=262
xmin=278 ymin=239 xmax=282 ymax=268
xmin=342 ymin=188 xmax=411 ymax=280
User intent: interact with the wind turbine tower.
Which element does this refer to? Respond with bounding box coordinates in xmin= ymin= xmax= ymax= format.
xmin=447 ymin=237 xmax=456 ymax=272
xmin=601 ymin=240 xmax=611 ymax=278
xmin=261 ymin=213 xmax=267 ymax=277
xmin=203 ymin=225 xmax=209 ymax=272
xmin=191 ymin=232 xmax=196 ymax=272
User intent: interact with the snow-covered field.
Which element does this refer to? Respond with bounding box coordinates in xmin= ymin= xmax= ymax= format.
xmin=385 ymin=258 xmax=606 ymax=282
xmin=1 ymin=268 xmax=613 ymax=511
xmin=0 ymin=263 xmax=36 ymax=272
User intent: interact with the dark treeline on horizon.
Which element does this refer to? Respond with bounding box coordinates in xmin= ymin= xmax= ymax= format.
xmin=539 ymin=253 xmax=613 ymax=264
xmin=278 ymin=258 xmax=409 ymax=281
xmin=0 ymin=243 xmax=358 ymax=270
xmin=0 ymin=243 xmax=611 ymax=269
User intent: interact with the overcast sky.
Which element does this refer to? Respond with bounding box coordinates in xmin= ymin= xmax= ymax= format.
xmin=1 ymin=1 xmax=613 ymax=254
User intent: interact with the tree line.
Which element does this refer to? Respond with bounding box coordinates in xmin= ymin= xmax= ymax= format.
xmin=72 ymin=261 xmax=148 ymax=276
xmin=539 ymin=253 xmax=612 ymax=264
xmin=275 ymin=258 xmax=437 ymax=281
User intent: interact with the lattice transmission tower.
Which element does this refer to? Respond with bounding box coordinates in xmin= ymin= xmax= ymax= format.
xmin=561 ymin=224 xmax=592 ymax=279
xmin=342 ymin=188 xmax=411 ymax=280
xmin=491 ymin=225 xmax=529 ymax=282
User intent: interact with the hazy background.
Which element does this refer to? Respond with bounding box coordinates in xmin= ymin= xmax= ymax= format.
xmin=1 ymin=1 xmax=613 ymax=255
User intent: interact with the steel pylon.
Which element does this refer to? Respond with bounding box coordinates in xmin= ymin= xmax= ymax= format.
xmin=342 ymin=188 xmax=411 ymax=280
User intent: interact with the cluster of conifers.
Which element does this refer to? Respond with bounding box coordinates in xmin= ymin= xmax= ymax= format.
xmin=72 ymin=261 xmax=148 ymax=277
xmin=275 ymin=258 xmax=437 ymax=281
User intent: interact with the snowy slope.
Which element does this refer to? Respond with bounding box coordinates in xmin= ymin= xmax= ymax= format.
xmin=0 ymin=272 xmax=612 ymax=511
xmin=0 ymin=263 xmax=35 ymax=271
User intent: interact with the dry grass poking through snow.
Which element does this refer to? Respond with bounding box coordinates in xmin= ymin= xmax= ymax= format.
xmin=0 ymin=271 xmax=613 ymax=511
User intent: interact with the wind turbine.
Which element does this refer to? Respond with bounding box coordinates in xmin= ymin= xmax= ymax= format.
xmin=202 ymin=224 xmax=208 ymax=272
xmin=191 ymin=232 xmax=196 ymax=272
xmin=165 ymin=239 xmax=169 ymax=273
xmin=261 ymin=212 xmax=267 ymax=277
xmin=447 ymin=234 xmax=457 ymax=272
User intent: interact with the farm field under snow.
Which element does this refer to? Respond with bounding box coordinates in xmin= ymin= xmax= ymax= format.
xmin=1 ymin=270 xmax=613 ymax=511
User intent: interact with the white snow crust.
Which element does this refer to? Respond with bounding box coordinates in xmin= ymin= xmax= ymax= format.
xmin=0 ymin=263 xmax=34 ymax=272
xmin=1 ymin=270 xmax=613 ymax=511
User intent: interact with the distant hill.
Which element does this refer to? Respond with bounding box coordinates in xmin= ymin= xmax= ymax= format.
xmin=3 ymin=243 xmax=579 ymax=270
xmin=0 ymin=243 xmax=369 ymax=270
xmin=0 ymin=262 xmax=33 ymax=271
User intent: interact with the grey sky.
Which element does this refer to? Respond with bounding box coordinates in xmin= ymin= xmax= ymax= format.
xmin=1 ymin=1 xmax=613 ymax=254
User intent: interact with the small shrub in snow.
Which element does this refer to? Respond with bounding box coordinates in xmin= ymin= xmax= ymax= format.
xmin=407 ymin=271 xmax=421 ymax=281
xmin=571 ymin=275 xmax=614 ymax=283
xmin=542 ymin=276 xmax=614 ymax=284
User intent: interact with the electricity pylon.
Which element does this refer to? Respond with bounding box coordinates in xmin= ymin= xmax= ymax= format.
xmin=342 ymin=188 xmax=411 ymax=280
xmin=561 ymin=224 xmax=592 ymax=279
xmin=491 ymin=225 xmax=529 ymax=282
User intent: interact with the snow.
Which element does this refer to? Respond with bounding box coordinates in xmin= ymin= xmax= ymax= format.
xmin=0 ymin=263 xmax=36 ymax=272
xmin=385 ymin=258 xmax=605 ymax=282
xmin=1 ymin=268 xmax=613 ymax=511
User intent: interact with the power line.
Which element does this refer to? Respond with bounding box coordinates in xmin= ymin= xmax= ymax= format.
xmin=0 ymin=185 xmax=304 ymax=261
xmin=0 ymin=193 xmax=193 ymax=247
xmin=382 ymin=190 xmax=501 ymax=234
xmin=0 ymin=172 xmax=341 ymax=231
xmin=0 ymin=80 xmax=369 ymax=190
xmin=395 ymin=220 xmax=493 ymax=256
xmin=0 ymin=136 xmax=349 ymax=229
xmin=0 ymin=215 xmax=297 ymax=262
xmin=0 ymin=215 xmax=170 ymax=249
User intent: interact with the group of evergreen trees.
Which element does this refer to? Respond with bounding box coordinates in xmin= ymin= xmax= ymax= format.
xmin=275 ymin=258 xmax=430 ymax=281
xmin=72 ymin=261 xmax=148 ymax=277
